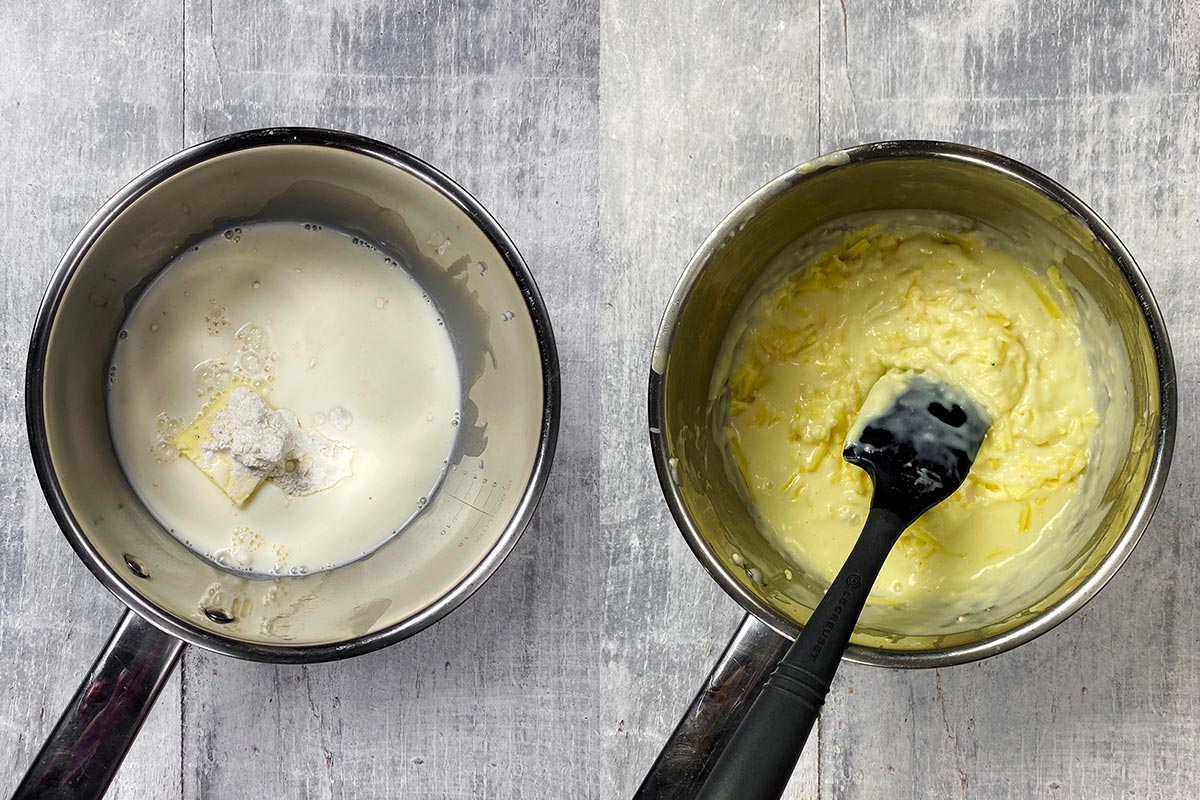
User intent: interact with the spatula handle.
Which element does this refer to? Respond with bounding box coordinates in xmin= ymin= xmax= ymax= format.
xmin=695 ymin=507 xmax=906 ymax=800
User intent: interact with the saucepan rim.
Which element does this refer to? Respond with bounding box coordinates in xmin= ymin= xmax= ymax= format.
xmin=648 ymin=139 xmax=1177 ymax=668
xmin=26 ymin=126 xmax=561 ymax=664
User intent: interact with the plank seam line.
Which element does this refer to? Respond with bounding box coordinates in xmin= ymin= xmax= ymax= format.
xmin=178 ymin=651 xmax=186 ymax=799
xmin=180 ymin=0 xmax=187 ymax=148
xmin=817 ymin=0 xmax=822 ymax=153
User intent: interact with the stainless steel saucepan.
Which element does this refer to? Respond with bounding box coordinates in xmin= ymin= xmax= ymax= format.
xmin=639 ymin=140 xmax=1176 ymax=796
xmin=17 ymin=128 xmax=559 ymax=798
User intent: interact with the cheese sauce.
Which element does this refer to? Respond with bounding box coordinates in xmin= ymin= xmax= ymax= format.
xmin=716 ymin=215 xmax=1111 ymax=623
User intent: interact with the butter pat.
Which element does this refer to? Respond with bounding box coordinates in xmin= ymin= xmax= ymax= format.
xmin=174 ymin=385 xmax=354 ymax=506
xmin=173 ymin=386 xmax=285 ymax=505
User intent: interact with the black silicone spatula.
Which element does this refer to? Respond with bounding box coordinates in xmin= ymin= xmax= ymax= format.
xmin=696 ymin=371 xmax=992 ymax=800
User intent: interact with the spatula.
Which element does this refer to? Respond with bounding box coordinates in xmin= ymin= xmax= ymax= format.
xmin=696 ymin=370 xmax=992 ymax=800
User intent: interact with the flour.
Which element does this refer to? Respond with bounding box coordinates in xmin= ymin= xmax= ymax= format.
xmin=206 ymin=388 xmax=290 ymax=477
xmin=268 ymin=410 xmax=354 ymax=497
xmin=203 ymin=386 xmax=353 ymax=499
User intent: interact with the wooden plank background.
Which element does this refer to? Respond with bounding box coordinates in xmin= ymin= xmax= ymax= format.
xmin=2 ymin=0 xmax=1197 ymax=798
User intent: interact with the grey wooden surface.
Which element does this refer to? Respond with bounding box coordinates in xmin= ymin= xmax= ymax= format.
xmin=2 ymin=1 xmax=1197 ymax=798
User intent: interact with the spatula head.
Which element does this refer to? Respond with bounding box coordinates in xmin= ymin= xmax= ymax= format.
xmin=844 ymin=371 xmax=991 ymax=522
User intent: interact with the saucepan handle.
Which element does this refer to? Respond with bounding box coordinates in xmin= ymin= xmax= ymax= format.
xmin=633 ymin=613 xmax=790 ymax=799
xmin=13 ymin=609 xmax=185 ymax=800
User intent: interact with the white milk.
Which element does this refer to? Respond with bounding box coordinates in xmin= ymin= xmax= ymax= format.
xmin=108 ymin=221 xmax=461 ymax=576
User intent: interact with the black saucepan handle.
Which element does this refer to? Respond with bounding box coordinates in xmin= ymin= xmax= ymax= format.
xmin=13 ymin=609 xmax=185 ymax=800
xmin=696 ymin=507 xmax=906 ymax=800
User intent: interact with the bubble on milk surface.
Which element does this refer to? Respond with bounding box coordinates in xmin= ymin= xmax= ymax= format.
xmin=328 ymin=406 xmax=353 ymax=430
xmin=192 ymin=359 xmax=233 ymax=398
xmin=236 ymin=323 xmax=269 ymax=351
xmin=151 ymin=413 xmax=183 ymax=462
xmin=190 ymin=322 xmax=274 ymax=399
xmin=239 ymin=351 xmax=263 ymax=374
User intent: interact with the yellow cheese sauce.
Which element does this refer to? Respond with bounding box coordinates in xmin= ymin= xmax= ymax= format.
xmin=717 ymin=216 xmax=1108 ymax=626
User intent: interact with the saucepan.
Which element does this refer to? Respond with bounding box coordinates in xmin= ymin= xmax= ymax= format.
xmin=638 ymin=140 xmax=1175 ymax=796
xmin=17 ymin=128 xmax=559 ymax=798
